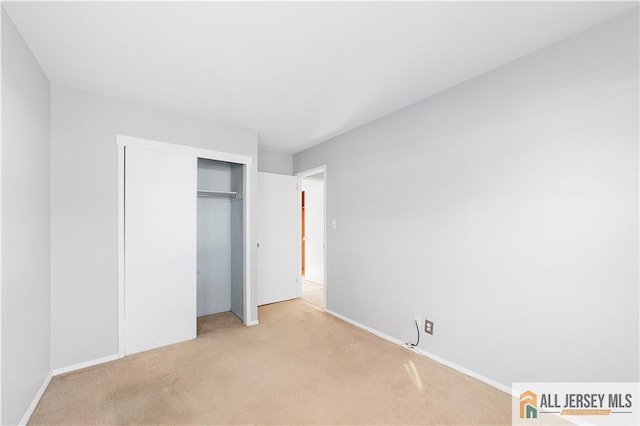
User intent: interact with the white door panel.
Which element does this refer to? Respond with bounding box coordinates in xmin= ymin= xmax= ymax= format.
xmin=125 ymin=146 xmax=197 ymax=355
xmin=257 ymin=172 xmax=299 ymax=305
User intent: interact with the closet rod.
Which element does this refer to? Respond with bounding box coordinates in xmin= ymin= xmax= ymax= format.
xmin=197 ymin=190 xmax=238 ymax=199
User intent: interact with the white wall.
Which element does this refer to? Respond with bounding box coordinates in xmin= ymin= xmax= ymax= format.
xmin=302 ymin=178 xmax=325 ymax=285
xmin=258 ymin=149 xmax=293 ymax=175
xmin=1 ymin=8 xmax=51 ymax=425
xmin=50 ymin=86 xmax=259 ymax=370
xmin=294 ymin=11 xmax=639 ymax=387
xmin=197 ymin=198 xmax=231 ymax=316
xmin=197 ymin=161 xmax=232 ymax=316
xmin=198 ymin=158 xmax=232 ymax=191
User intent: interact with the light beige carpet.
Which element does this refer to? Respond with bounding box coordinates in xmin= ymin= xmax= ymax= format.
xmin=30 ymin=300 xmax=510 ymax=425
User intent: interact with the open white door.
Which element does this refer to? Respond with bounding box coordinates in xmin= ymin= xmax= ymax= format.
xmin=257 ymin=172 xmax=299 ymax=305
xmin=125 ymin=146 xmax=197 ymax=355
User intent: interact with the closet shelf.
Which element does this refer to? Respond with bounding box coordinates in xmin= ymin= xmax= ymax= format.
xmin=197 ymin=190 xmax=238 ymax=199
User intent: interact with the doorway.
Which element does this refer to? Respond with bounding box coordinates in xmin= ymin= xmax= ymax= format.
xmin=296 ymin=167 xmax=326 ymax=309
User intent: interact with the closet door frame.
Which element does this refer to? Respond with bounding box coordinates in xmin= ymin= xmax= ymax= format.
xmin=116 ymin=134 xmax=253 ymax=358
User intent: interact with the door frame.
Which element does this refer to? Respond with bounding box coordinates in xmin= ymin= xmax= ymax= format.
xmin=117 ymin=134 xmax=253 ymax=358
xmin=295 ymin=165 xmax=327 ymax=310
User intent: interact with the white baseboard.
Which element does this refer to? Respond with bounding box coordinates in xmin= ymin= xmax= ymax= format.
xmin=245 ymin=320 xmax=259 ymax=326
xmin=19 ymin=372 xmax=52 ymax=426
xmin=412 ymin=347 xmax=511 ymax=394
xmin=326 ymin=309 xmax=407 ymax=346
xmin=52 ymin=353 xmax=120 ymax=376
xmin=325 ymin=309 xmax=511 ymax=395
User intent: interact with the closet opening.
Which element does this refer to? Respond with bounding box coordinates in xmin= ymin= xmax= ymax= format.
xmin=196 ymin=158 xmax=245 ymax=336
xmin=118 ymin=134 xmax=254 ymax=357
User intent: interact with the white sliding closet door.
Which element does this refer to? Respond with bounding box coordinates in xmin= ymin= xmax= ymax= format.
xmin=125 ymin=146 xmax=197 ymax=355
xmin=257 ymin=172 xmax=299 ymax=305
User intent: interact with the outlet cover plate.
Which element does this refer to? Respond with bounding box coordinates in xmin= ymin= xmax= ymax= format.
xmin=425 ymin=320 xmax=434 ymax=335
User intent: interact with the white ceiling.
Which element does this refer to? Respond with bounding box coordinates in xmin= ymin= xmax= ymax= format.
xmin=4 ymin=1 xmax=637 ymax=154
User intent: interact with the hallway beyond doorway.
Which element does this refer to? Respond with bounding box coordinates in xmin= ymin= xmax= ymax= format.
xmin=301 ymin=279 xmax=323 ymax=308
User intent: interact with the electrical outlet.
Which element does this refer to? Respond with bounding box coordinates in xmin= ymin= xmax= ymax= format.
xmin=413 ymin=313 xmax=421 ymax=324
xmin=425 ymin=320 xmax=434 ymax=335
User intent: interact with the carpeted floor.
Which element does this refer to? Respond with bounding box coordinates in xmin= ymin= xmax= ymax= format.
xmin=29 ymin=300 xmax=511 ymax=425
xmin=301 ymin=280 xmax=324 ymax=308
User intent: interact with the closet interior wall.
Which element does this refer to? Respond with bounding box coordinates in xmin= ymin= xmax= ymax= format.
xmin=197 ymin=159 xmax=244 ymax=322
